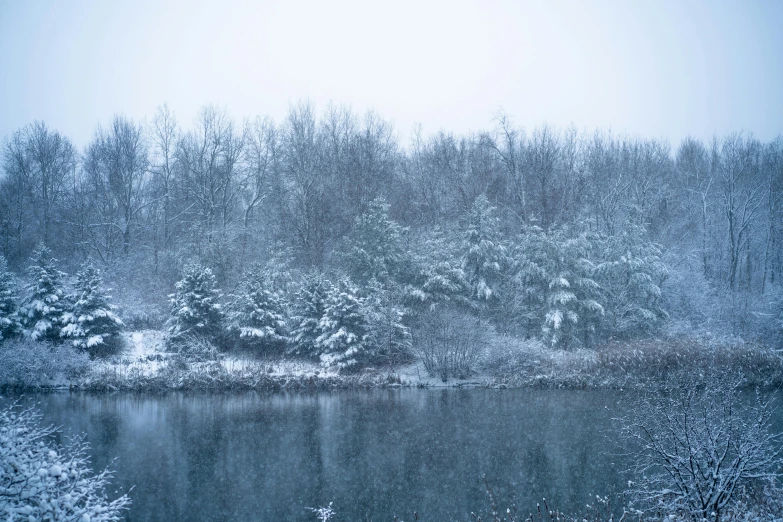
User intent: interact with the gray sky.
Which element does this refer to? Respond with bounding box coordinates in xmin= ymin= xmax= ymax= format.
xmin=1 ymin=0 xmax=781 ymax=149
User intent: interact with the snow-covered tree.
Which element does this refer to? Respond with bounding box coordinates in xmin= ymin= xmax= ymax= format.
xmin=21 ymin=246 xmax=68 ymax=342
xmin=289 ymin=273 xmax=332 ymax=358
xmin=514 ymin=228 xmax=603 ymax=348
xmin=166 ymin=263 xmax=224 ymax=350
xmin=363 ymin=279 xmax=412 ymax=367
xmin=405 ymin=227 xmax=470 ymax=312
xmin=0 ymin=403 xmax=131 ymax=521
xmin=0 ymin=256 xmax=22 ymax=341
xmin=461 ymin=195 xmax=509 ymax=310
xmin=595 ymin=220 xmax=669 ymax=336
xmin=227 ymin=267 xmax=288 ymax=354
xmin=342 ymin=197 xmax=408 ymax=285
xmin=316 ymin=279 xmax=369 ymax=369
xmin=60 ymin=262 xmax=124 ymax=354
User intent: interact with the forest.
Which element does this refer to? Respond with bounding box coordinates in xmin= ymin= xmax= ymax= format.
xmin=1 ymin=102 xmax=782 ymax=374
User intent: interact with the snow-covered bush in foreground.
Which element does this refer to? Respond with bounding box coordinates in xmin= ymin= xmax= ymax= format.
xmin=0 ymin=403 xmax=130 ymax=521
xmin=620 ymin=379 xmax=783 ymax=522
xmin=0 ymin=338 xmax=90 ymax=388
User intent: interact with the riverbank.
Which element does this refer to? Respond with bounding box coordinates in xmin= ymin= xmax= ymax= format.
xmin=1 ymin=330 xmax=781 ymax=392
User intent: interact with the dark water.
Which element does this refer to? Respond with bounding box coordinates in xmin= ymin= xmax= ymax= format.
xmin=4 ymin=390 xmax=637 ymax=521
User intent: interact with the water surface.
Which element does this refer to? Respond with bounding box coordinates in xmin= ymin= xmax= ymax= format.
xmin=4 ymin=390 xmax=635 ymax=521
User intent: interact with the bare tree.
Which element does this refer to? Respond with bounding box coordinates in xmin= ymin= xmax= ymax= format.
xmin=677 ymin=137 xmax=715 ymax=276
xmin=487 ymin=111 xmax=525 ymax=214
xmin=584 ymin=131 xmax=629 ymax=235
xmin=280 ymin=101 xmax=335 ymax=267
xmin=149 ymin=104 xmax=180 ymax=254
xmin=1 ymin=122 xmax=76 ymax=252
xmin=84 ymin=116 xmax=150 ymax=258
xmin=761 ymin=137 xmax=783 ymax=293
xmin=716 ymin=134 xmax=764 ymax=291
xmin=177 ymin=105 xmax=245 ymax=248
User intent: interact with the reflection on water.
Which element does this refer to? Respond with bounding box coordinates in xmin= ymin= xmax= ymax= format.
xmin=3 ymin=390 xmax=631 ymax=521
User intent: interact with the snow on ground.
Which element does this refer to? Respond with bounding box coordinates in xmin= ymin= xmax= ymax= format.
xmin=394 ymin=361 xmax=490 ymax=387
xmin=88 ymin=329 xmax=491 ymax=387
xmin=92 ymin=330 xmax=340 ymax=382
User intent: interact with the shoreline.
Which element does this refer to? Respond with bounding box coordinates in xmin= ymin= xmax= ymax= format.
xmin=2 ymin=330 xmax=782 ymax=393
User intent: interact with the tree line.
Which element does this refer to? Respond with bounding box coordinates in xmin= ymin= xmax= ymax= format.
xmin=1 ymin=103 xmax=782 ymax=352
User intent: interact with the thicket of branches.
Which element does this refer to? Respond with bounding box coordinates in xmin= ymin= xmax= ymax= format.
xmin=1 ymin=104 xmax=782 ymax=359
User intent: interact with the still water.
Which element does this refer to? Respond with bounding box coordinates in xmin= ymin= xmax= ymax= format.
xmin=5 ymin=390 xmax=633 ymax=521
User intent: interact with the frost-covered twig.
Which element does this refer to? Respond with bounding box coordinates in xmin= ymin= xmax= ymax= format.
xmin=0 ymin=402 xmax=131 ymax=521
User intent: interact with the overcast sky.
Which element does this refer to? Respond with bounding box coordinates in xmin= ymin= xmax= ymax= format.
xmin=1 ymin=0 xmax=781 ymax=149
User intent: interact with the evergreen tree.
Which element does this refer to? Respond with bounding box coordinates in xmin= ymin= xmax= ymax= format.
xmin=60 ymin=262 xmax=124 ymax=354
xmin=342 ymin=197 xmax=408 ymax=285
xmin=227 ymin=267 xmax=288 ymax=354
xmin=405 ymin=227 xmax=470 ymax=311
xmin=461 ymin=195 xmax=509 ymax=310
xmin=289 ymin=273 xmax=332 ymax=358
xmin=0 ymin=256 xmax=22 ymax=341
xmin=166 ymin=263 xmax=224 ymax=349
xmin=595 ymin=219 xmax=669 ymax=336
xmin=514 ymin=228 xmax=604 ymax=348
xmin=21 ymin=246 xmax=68 ymax=342
xmin=316 ymin=279 xmax=368 ymax=369
xmin=363 ymin=279 xmax=412 ymax=367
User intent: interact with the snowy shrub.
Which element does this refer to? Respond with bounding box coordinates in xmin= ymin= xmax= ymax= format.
xmin=166 ymin=263 xmax=225 ymax=351
xmin=479 ymin=334 xmax=548 ymax=376
xmin=20 ymin=246 xmax=69 ymax=343
xmin=0 ymin=338 xmax=90 ymax=388
xmin=226 ymin=267 xmax=288 ymax=355
xmin=0 ymin=255 xmax=23 ymax=341
xmin=0 ymin=403 xmax=131 ymax=521
xmin=60 ymin=262 xmax=124 ymax=356
xmin=621 ymin=379 xmax=783 ymax=522
xmin=412 ymin=307 xmax=489 ymax=382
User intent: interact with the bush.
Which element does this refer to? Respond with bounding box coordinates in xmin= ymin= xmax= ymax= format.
xmin=0 ymin=403 xmax=131 ymax=521
xmin=620 ymin=379 xmax=783 ymax=521
xmin=0 ymin=338 xmax=91 ymax=388
xmin=412 ymin=308 xmax=489 ymax=382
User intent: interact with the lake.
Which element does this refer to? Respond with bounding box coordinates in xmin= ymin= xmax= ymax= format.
xmin=3 ymin=389 xmax=640 ymax=521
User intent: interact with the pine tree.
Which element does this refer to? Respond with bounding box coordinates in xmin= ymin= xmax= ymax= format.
xmin=461 ymin=195 xmax=509 ymax=309
xmin=60 ymin=262 xmax=124 ymax=354
xmin=316 ymin=279 xmax=368 ymax=369
xmin=514 ymin=228 xmax=604 ymax=348
xmin=595 ymin=218 xmax=669 ymax=336
xmin=21 ymin=246 xmax=68 ymax=342
xmin=363 ymin=279 xmax=412 ymax=367
xmin=227 ymin=268 xmax=288 ymax=354
xmin=167 ymin=263 xmax=224 ymax=350
xmin=342 ymin=197 xmax=408 ymax=285
xmin=405 ymin=227 xmax=470 ymax=311
xmin=0 ymin=256 xmax=23 ymax=341
xmin=289 ymin=273 xmax=331 ymax=358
